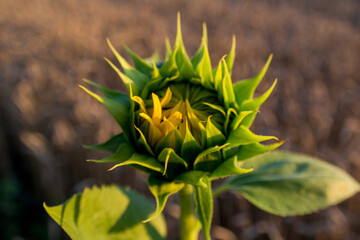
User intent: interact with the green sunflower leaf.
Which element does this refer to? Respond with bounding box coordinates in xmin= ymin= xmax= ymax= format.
xmin=175 ymin=170 xmax=209 ymax=188
xmin=79 ymin=86 xmax=131 ymax=140
xmin=194 ymin=176 xmax=213 ymax=240
xmin=194 ymin=143 xmax=229 ymax=172
xmin=144 ymin=175 xmax=185 ymax=223
xmin=83 ymin=133 xmax=127 ymax=154
xmin=209 ymin=156 xmax=253 ymax=180
xmin=124 ymin=44 xmax=153 ymax=77
xmin=227 ymin=125 xmax=278 ymax=148
xmin=206 ymin=116 xmax=226 ymax=148
xmin=44 ymin=185 xmax=166 ymax=240
xmin=240 ymin=79 xmax=277 ymax=127
xmin=222 ymin=151 xmax=360 ymax=216
xmin=233 ymin=54 xmax=273 ymax=106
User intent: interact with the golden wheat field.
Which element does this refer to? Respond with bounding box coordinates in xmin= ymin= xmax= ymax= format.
xmin=1 ymin=0 xmax=360 ymax=239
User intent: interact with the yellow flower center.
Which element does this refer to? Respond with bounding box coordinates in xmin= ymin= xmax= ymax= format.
xmin=132 ymin=83 xmax=225 ymax=151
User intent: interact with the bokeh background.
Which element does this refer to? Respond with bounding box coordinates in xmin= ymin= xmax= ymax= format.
xmin=1 ymin=0 xmax=360 ymax=239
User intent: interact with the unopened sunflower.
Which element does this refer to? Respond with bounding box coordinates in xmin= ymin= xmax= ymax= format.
xmin=81 ymin=13 xmax=283 ymax=226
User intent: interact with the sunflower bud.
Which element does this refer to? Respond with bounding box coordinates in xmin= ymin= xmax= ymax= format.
xmin=81 ymin=13 xmax=283 ymax=223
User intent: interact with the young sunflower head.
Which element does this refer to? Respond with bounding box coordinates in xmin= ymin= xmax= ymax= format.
xmin=81 ymin=13 xmax=283 ymax=183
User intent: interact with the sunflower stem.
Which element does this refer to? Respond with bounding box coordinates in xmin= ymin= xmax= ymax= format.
xmin=179 ymin=184 xmax=201 ymax=240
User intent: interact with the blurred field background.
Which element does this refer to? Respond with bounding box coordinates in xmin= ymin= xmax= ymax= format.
xmin=1 ymin=0 xmax=360 ymax=239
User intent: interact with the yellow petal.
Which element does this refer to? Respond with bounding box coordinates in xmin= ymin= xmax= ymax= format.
xmin=167 ymin=111 xmax=183 ymax=127
xmin=161 ymin=87 xmax=172 ymax=107
xmin=159 ymin=117 xmax=175 ymax=136
xmin=132 ymin=96 xmax=147 ymax=113
xmin=139 ymin=113 xmax=162 ymax=147
xmin=178 ymin=117 xmax=187 ymax=139
xmin=185 ymin=100 xmax=200 ymax=127
xmin=170 ymin=101 xmax=183 ymax=116
xmin=152 ymin=93 xmax=162 ymax=126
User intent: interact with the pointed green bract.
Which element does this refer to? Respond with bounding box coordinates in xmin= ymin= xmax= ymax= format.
xmin=205 ymin=116 xmax=226 ymax=148
xmin=108 ymin=153 xmax=164 ymax=174
xmin=192 ymin=26 xmax=213 ymax=90
xmin=194 ymin=144 xmax=229 ymax=172
xmin=83 ymin=133 xmax=127 ymax=153
xmin=144 ymin=175 xmax=184 ymax=223
xmin=104 ymin=57 xmax=141 ymax=95
xmin=124 ymin=44 xmax=154 ymax=77
xmin=172 ymin=13 xmax=194 ymax=80
xmin=202 ymin=102 xmax=226 ymax=117
xmin=240 ymin=79 xmax=277 ymax=127
xmin=209 ymin=156 xmax=253 ymax=180
xmin=107 ymin=38 xmax=149 ymax=89
xmin=134 ymin=125 xmax=155 ymax=156
xmin=227 ymin=125 xmax=278 ymax=148
xmin=82 ymin=78 xmax=130 ymax=105
xmin=181 ymin=122 xmax=202 ymax=165
xmin=79 ymin=85 xmax=131 ymax=140
xmin=224 ymin=108 xmax=237 ymax=134
xmin=165 ymin=38 xmax=172 ymax=60
xmin=175 ymin=170 xmax=209 ymax=188
xmin=191 ymin=23 xmax=208 ymax=70
xmin=158 ymin=148 xmax=188 ymax=177
xmin=87 ymin=141 xmax=134 ymax=163
xmin=151 ymin=61 xmax=161 ymax=79
xmin=230 ymin=111 xmax=255 ymax=131
xmin=194 ymin=177 xmax=213 ymax=240
xmin=233 ymin=54 xmax=273 ymax=106
xmin=155 ymin=129 xmax=183 ymax=155
xmin=223 ymin=151 xmax=360 ymax=216
xmin=237 ymin=141 xmax=285 ymax=161
xmin=44 ymin=185 xmax=166 ymax=240
xmin=221 ymin=59 xmax=236 ymax=109
xmin=225 ymin=35 xmax=236 ymax=74
xmin=213 ymin=56 xmax=226 ymax=92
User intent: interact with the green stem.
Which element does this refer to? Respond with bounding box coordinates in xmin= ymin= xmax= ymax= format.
xmin=179 ymin=184 xmax=201 ymax=240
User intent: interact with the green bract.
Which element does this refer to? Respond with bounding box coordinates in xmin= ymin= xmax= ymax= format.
xmin=81 ymin=13 xmax=282 ymax=237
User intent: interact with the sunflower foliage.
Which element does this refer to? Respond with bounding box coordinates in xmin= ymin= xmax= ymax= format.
xmin=44 ymin=14 xmax=360 ymax=240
